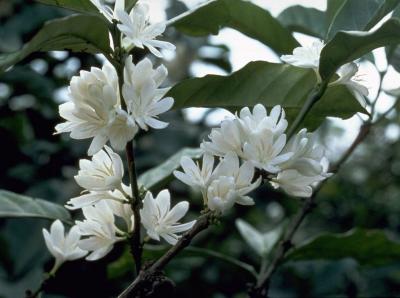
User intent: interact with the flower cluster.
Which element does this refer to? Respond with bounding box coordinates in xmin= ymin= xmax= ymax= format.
xmin=55 ymin=56 xmax=173 ymax=156
xmin=175 ymin=104 xmax=331 ymax=214
xmin=281 ymin=40 xmax=368 ymax=107
xmin=44 ymin=0 xmax=194 ymax=273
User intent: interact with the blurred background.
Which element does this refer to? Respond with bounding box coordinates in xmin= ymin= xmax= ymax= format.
xmin=1 ymin=0 xmax=400 ymax=297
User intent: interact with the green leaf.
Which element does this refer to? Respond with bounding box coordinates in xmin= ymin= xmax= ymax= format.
xmin=138 ymin=148 xmax=203 ymax=190
xmin=170 ymin=0 xmax=298 ymax=54
xmin=320 ymin=18 xmax=400 ymax=80
xmin=126 ymin=0 xmax=138 ymax=11
xmin=0 ymin=14 xmax=111 ymax=73
xmin=0 ymin=190 xmax=72 ymax=224
xmin=36 ymin=0 xmax=98 ymax=13
xmin=326 ymin=0 xmax=400 ymax=40
xmin=286 ymin=228 xmax=400 ymax=267
xmin=278 ymin=6 xmax=326 ymax=38
xmin=168 ymin=61 xmax=365 ymax=129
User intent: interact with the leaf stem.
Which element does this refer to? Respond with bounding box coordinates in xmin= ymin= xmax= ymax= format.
xmin=287 ymin=81 xmax=328 ymax=139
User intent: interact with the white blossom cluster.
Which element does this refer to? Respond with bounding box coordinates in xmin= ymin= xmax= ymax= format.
xmin=43 ymin=0 xmax=193 ymax=273
xmin=174 ymin=104 xmax=332 ymax=213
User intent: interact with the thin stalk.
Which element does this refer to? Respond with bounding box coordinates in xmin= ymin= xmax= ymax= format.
xmin=118 ymin=212 xmax=212 ymax=298
xmin=287 ymin=81 xmax=328 ymax=139
xmin=249 ymin=115 xmax=378 ymax=297
xmin=111 ymin=21 xmax=142 ymax=275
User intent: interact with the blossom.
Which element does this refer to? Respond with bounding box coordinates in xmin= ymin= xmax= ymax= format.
xmin=116 ymin=3 xmax=176 ymax=57
xmin=238 ymin=104 xmax=288 ymax=137
xmin=77 ymin=201 xmax=126 ymax=260
xmin=207 ymin=176 xmax=238 ymax=213
xmin=201 ymin=117 xmax=244 ymax=157
xmin=123 ymin=57 xmax=174 ymax=130
xmin=90 ymin=0 xmax=125 ymax=22
xmin=140 ymin=190 xmax=196 ymax=245
xmin=55 ymin=64 xmax=138 ymax=155
xmin=281 ymin=40 xmax=324 ymax=70
xmin=270 ymin=169 xmax=325 ymax=198
xmin=74 ymin=146 xmax=124 ymax=192
xmin=173 ymin=153 xmax=214 ymax=195
xmin=280 ymin=129 xmax=329 ymax=177
xmin=174 ymin=152 xmax=261 ymax=213
xmin=201 ymin=104 xmax=288 ymax=159
xmin=42 ymin=220 xmax=87 ymax=274
xmin=331 ymin=62 xmax=369 ymax=108
xmin=65 ymin=184 xmax=131 ymax=210
xmin=210 ymin=152 xmax=261 ymax=206
xmin=242 ymin=128 xmax=292 ymax=173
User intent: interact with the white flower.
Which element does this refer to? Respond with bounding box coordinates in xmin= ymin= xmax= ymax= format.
xmin=201 ymin=104 xmax=288 ymax=159
xmin=65 ymin=184 xmax=131 ymax=210
xmin=75 ymin=146 xmax=124 ymax=192
xmin=270 ymin=169 xmax=325 ymax=198
xmin=211 ymin=152 xmax=261 ymax=206
xmin=238 ymin=104 xmax=288 ymax=137
xmin=281 ymin=40 xmax=324 ymax=70
xmin=55 ymin=64 xmax=138 ymax=155
xmin=106 ymin=199 xmax=135 ymax=232
xmin=140 ymin=190 xmax=196 ymax=245
xmin=90 ymin=0 xmax=125 ymax=22
xmin=42 ymin=220 xmax=87 ymax=274
xmin=123 ymin=57 xmax=174 ymax=130
xmin=116 ymin=3 xmax=176 ymax=57
xmin=331 ymin=62 xmax=369 ymax=108
xmin=201 ymin=117 xmax=244 ymax=157
xmin=280 ymin=129 xmax=329 ymax=177
xmin=174 ymin=152 xmax=261 ymax=212
xmin=173 ymin=153 xmax=214 ymax=195
xmin=207 ymin=176 xmax=238 ymax=213
xmin=242 ymin=128 xmax=293 ymax=173
xmin=77 ymin=201 xmax=126 ymax=260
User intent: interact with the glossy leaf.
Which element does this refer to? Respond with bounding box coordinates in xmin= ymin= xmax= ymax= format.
xmin=36 ymin=0 xmax=98 ymax=13
xmin=170 ymin=0 xmax=298 ymax=54
xmin=0 ymin=190 xmax=72 ymax=223
xmin=320 ymin=18 xmax=400 ymax=80
xmin=0 ymin=15 xmax=111 ymax=73
xmin=278 ymin=6 xmax=326 ymax=38
xmin=168 ymin=61 xmax=366 ymax=129
xmin=326 ymin=0 xmax=400 ymax=39
xmin=286 ymin=228 xmax=400 ymax=267
xmin=138 ymin=148 xmax=203 ymax=190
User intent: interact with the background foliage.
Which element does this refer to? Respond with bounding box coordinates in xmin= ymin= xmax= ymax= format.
xmin=1 ymin=0 xmax=400 ymax=297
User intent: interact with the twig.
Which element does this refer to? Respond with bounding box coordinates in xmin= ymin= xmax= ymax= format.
xmin=25 ymin=275 xmax=53 ymax=298
xmin=112 ymin=22 xmax=142 ymax=275
xmin=118 ymin=212 xmax=212 ymax=298
xmin=250 ymin=113 xmax=378 ymax=298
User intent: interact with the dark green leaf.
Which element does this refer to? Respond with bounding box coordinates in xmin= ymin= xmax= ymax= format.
xmin=0 ymin=15 xmax=111 ymax=73
xmin=278 ymin=6 xmax=326 ymax=38
xmin=320 ymin=18 xmax=400 ymax=80
xmin=138 ymin=148 xmax=203 ymax=190
xmin=286 ymin=228 xmax=400 ymax=267
xmin=326 ymin=0 xmax=400 ymax=39
xmin=36 ymin=0 xmax=98 ymax=13
xmin=126 ymin=0 xmax=138 ymax=11
xmin=170 ymin=0 xmax=298 ymax=54
xmin=168 ymin=61 xmax=365 ymax=130
xmin=0 ymin=190 xmax=72 ymax=223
